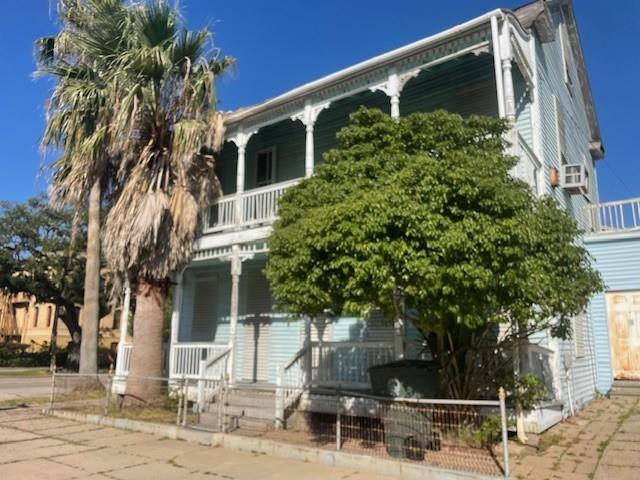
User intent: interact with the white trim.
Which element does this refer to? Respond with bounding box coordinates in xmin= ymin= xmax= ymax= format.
xmin=196 ymin=226 xmax=272 ymax=251
xmin=226 ymin=9 xmax=504 ymax=126
xmin=491 ymin=15 xmax=505 ymax=118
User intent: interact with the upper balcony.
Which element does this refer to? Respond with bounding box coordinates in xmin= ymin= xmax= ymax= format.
xmin=198 ymin=14 xmax=541 ymax=244
xmin=585 ymin=197 xmax=640 ymax=235
xmin=203 ymin=178 xmax=300 ymax=234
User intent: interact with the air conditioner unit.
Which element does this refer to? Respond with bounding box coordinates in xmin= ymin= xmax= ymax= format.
xmin=561 ymin=164 xmax=589 ymax=195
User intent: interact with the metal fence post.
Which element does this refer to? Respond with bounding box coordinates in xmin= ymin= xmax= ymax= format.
xmin=176 ymin=377 xmax=184 ymax=426
xmin=104 ymin=367 xmax=114 ymax=416
xmin=48 ymin=365 xmax=56 ymax=410
xmin=182 ymin=376 xmax=189 ymax=427
xmin=336 ymin=387 xmax=341 ymax=451
xmin=275 ymin=364 xmax=284 ymax=429
xmin=198 ymin=359 xmax=206 ymax=413
xmin=499 ymin=387 xmax=510 ymax=478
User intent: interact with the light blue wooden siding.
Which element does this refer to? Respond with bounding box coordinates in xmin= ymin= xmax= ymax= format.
xmin=217 ymin=142 xmax=238 ymax=195
xmin=513 ymin=67 xmax=533 ymax=148
xmin=267 ymin=318 xmax=302 ymax=383
xmin=239 ymin=260 xmax=304 ymax=383
xmin=179 ymin=263 xmax=231 ymax=343
xmin=400 ymin=53 xmax=498 ymax=118
xmin=533 ymin=11 xmax=601 ymax=409
xmin=245 ymin=120 xmax=305 ymax=190
xmin=586 ymin=235 xmax=640 ymax=393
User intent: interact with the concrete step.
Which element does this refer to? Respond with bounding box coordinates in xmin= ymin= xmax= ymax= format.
xmin=235 ymin=416 xmax=273 ymax=432
xmin=225 ymin=392 xmax=276 ymax=409
xmin=613 ymin=380 xmax=640 ymax=388
xmin=198 ymin=411 xmax=221 ymax=430
xmin=612 ymin=386 xmax=640 ymax=397
xmin=224 ymin=404 xmax=275 ymax=421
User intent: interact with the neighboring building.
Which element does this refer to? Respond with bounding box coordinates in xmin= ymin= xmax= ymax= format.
xmin=585 ymin=201 xmax=640 ymax=394
xmin=114 ymin=0 xmax=606 ymax=432
xmin=0 ymin=290 xmax=122 ymax=351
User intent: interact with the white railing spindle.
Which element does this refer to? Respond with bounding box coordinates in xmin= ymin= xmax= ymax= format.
xmin=585 ymin=197 xmax=640 ymax=234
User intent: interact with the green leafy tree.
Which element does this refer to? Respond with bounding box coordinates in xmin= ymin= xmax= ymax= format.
xmin=0 ymin=197 xmax=85 ymax=367
xmin=266 ymin=108 xmax=603 ymax=399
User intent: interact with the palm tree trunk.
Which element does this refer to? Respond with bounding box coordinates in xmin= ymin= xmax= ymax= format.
xmin=79 ymin=179 xmax=101 ymax=374
xmin=127 ymin=277 xmax=166 ymax=403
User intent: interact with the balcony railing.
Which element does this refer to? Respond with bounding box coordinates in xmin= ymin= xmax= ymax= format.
xmin=204 ymin=178 xmax=301 ymax=233
xmin=585 ymin=197 xmax=640 ymax=234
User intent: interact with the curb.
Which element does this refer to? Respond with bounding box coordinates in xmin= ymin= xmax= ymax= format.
xmin=43 ymin=408 xmax=499 ymax=480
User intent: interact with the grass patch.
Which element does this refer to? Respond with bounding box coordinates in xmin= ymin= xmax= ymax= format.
xmin=0 ymin=368 xmax=51 ymax=378
xmin=537 ymin=433 xmax=564 ymax=453
xmin=0 ymin=395 xmax=49 ymax=407
xmin=60 ymin=402 xmax=192 ymax=425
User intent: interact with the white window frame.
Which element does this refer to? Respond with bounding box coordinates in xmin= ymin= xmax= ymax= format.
xmin=255 ymin=147 xmax=277 ymax=187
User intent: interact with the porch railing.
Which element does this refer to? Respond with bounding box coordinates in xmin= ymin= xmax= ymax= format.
xmin=170 ymin=343 xmax=229 ymax=379
xmin=275 ymin=344 xmax=310 ymax=427
xmin=204 ymin=178 xmax=301 ymax=233
xmin=585 ymin=197 xmax=640 ymax=234
xmin=311 ymin=341 xmax=395 ymax=389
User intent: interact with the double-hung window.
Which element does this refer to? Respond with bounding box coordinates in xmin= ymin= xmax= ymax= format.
xmin=255 ymin=148 xmax=276 ymax=187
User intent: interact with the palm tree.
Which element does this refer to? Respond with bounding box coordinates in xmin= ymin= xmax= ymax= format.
xmin=99 ymin=1 xmax=232 ymax=400
xmin=37 ymin=0 xmax=130 ymax=372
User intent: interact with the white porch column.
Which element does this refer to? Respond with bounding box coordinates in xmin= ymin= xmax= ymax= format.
xmin=370 ymin=67 xmax=420 ymax=119
xmin=491 ymin=15 xmax=506 ymax=118
xmin=229 ymin=129 xmax=256 ymax=226
xmin=500 ymin=23 xmax=516 ymax=124
xmin=227 ymin=245 xmax=241 ymax=383
xmin=115 ymin=278 xmax=131 ymax=377
xmin=292 ymin=101 xmax=330 ymax=177
xmin=168 ymin=270 xmax=184 ymax=378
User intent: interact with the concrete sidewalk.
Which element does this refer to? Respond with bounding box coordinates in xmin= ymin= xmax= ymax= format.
xmin=511 ymin=396 xmax=640 ymax=480
xmin=0 ymin=406 xmax=394 ymax=480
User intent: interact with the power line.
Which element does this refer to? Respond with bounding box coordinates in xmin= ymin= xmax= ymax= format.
xmin=601 ymin=158 xmax=637 ymax=198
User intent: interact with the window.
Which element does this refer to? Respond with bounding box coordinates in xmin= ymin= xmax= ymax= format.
xmin=255 ymin=148 xmax=276 ymax=187
xmin=553 ymin=96 xmax=568 ymax=167
xmin=573 ymin=313 xmax=586 ymax=358
xmin=46 ymin=306 xmax=53 ymax=328
xmin=33 ymin=306 xmax=39 ymax=327
xmin=558 ymin=22 xmax=573 ymax=95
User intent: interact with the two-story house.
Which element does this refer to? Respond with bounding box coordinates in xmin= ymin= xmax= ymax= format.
xmin=114 ymin=0 xmax=606 ymax=434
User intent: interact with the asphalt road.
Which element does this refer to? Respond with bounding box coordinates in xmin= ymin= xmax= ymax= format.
xmin=0 ymin=373 xmax=52 ymax=402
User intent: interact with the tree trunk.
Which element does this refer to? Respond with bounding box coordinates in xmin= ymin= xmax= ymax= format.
xmin=79 ymin=179 xmax=101 ymax=374
xmin=59 ymin=302 xmax=82 ymax=371
xmin=127 ymin=277 xmax=167 ymax=403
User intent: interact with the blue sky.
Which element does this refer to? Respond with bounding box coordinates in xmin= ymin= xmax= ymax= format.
xmin=1 ymin=0 xmax=638 ymax=203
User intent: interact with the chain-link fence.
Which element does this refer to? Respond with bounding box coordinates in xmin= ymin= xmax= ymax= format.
xmin=48 ymin=372 xmax=509 ymax=478
xmin=48 ymin=372 xmax=204 ymax=426
xmin=258 ymin=388 xmax=509 ymax=478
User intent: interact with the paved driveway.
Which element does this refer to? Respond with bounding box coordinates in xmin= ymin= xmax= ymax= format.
xmin=0 ymin=406 xmax=394 ymax=480
xmin=512 ymin=396 xmax=640 ymax=480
